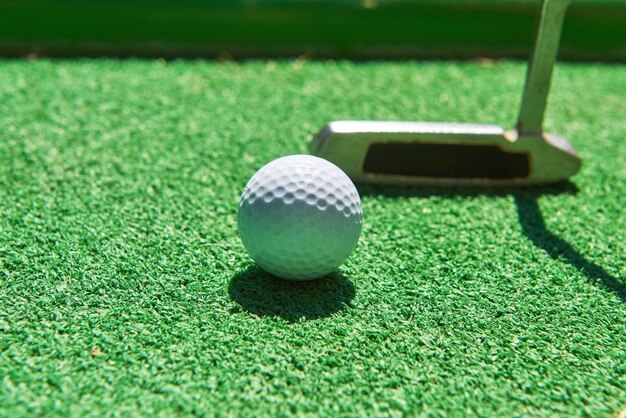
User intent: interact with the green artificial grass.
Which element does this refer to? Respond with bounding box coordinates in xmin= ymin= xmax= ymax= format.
xmin=0 ymin=59 xmax=625 ymax=416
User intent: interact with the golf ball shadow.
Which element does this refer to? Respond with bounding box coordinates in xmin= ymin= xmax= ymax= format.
xmin=228 ymin=265 xmax=356 ymax=322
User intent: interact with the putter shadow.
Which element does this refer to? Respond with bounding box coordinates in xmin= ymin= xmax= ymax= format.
xmin=228 ymin=265 xmax=355 ymax=322
xmin=360 ymin=182 xmax=624 ymax=302
xmin=356 ymin=181 xmax=579 ymax=199
xmin=513 ymin=193 xmax=626 ymax=302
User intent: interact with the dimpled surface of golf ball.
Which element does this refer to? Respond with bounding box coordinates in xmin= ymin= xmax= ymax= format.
xmin=238 ymin=155 xmax=363 ymax=281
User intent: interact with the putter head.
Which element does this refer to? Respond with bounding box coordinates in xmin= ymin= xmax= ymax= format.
xmin=308 ymin=121 xmax=581 ymax=186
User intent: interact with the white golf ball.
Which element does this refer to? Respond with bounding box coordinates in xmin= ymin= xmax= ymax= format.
xmin=238 ymin=155 xmax=363 ymax=280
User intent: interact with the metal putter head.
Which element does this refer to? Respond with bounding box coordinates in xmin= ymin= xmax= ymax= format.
xmin=309 ymin=121 xmax=579 ymax=186
xmin=308 ymin=0 xmax=581 ymax=186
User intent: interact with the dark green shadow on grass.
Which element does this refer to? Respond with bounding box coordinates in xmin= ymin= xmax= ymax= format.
xmin=359 ymin=182 xmax=625 ymax=303
xmin=228 ymin=265 xmax=355 ymax=322
xmin=513 ymin=193 xmax=626 ymax=302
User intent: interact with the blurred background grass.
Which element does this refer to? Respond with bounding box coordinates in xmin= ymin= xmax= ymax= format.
xmin=1 ymin=0 xmax=625 ymax=61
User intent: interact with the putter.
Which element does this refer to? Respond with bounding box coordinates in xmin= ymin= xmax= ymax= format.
xmin=308 ymin=0 xmax=581 ymax=186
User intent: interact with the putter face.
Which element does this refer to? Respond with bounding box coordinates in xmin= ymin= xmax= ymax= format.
xmin=308 ymin=121 xmax=581 ymax=186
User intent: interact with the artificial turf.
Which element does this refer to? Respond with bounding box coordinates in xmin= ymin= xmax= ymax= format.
xmin=0 ymin=59 xmax=625 ymax=416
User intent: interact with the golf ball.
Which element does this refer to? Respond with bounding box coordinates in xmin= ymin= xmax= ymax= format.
xmin=238 ymin=155 xmax=363 ymax=280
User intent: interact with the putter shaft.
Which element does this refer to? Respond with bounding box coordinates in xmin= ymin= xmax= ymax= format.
xmin=518 ymin=0 xmax=571 ymax=134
